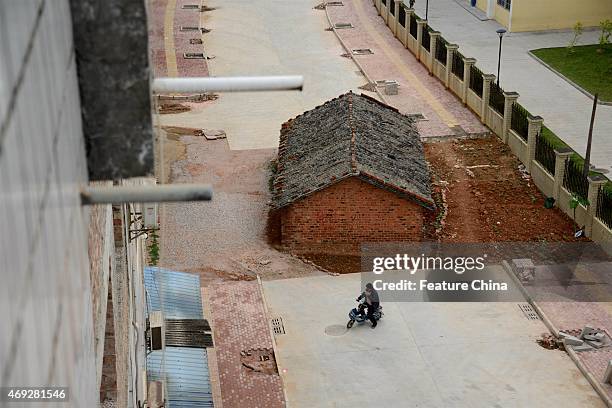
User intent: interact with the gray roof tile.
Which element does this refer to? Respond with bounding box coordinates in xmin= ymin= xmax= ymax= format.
xmin=272 ymin=92 xmax=433 ymax=210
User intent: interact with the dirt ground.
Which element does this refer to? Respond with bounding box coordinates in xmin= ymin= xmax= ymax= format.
xmin=157 ymin=131 xmax=325 ymax=285
xmin=424 ymin=136 xmax=583 ymax=243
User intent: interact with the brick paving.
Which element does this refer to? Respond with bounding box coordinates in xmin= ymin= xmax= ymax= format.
xmin=327 ymin=0 xmax=489 ymax=138
xmin=536 ymin=301 xmax=612 ymax=401
xmin=208 ymin=280 xmax=285 ymax=408
xmin=148 ymin=0 xmax=209 ymax=77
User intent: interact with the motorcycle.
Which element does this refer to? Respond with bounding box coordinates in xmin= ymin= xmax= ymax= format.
xmin=346 ymin=297 xmax=383 ymax=329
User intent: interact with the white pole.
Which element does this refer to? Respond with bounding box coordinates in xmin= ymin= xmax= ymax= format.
xmin=80 ymin=184 xmax=213 ymax=205
xmin=152 ymin=76 xmax=304 ymax=93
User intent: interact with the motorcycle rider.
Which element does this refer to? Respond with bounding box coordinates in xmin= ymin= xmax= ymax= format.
xmin=356 ymin=283 xmax=380 ymax=328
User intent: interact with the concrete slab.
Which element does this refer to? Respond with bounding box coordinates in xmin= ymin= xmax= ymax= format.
xmin=263 ymin=273 xmax=605 ymax=407
xmin=159 ymin=0 xmax=371 ymax=150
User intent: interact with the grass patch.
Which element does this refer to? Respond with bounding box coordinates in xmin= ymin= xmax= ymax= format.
xmin=532 ymin=44 xmax=612 ymax=102
xmin=540 ymin=125 xmax=569 ymax=150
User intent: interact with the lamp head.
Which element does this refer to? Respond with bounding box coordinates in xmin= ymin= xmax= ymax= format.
xmin=496 ymin=28 xmax=507 ymax=38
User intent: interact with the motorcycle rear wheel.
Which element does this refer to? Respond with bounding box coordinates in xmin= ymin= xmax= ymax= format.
xmin=347 ymin=319 xmax=355 ymax=329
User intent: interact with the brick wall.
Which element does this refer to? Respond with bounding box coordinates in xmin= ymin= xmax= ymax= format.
xmin=280 ymin=177 xmax=427 ymax=253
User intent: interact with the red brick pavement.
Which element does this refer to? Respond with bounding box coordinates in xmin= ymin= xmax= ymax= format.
xmin=327 ymin=0 xmax=488 ymax=138
xmin=148 ymin=0 xmax=210 ymax=78
xmin=537 ymin=302 xmax=612 ymax=401
xmin=208 ymin=281 xmax=285 ymax=408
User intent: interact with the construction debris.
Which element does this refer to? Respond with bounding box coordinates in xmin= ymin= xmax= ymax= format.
xmin=194 ymin=129 xmax=227 ymax=140
xmin=561 ymin=327 xmax=612 ymax=352
xmin=158 ymin=103 xmax=191 ymax=114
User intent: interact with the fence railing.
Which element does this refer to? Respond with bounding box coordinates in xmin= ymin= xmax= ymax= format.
xmin=435 ymin=36 xmax=447 ymax=65
xmin=469 ymin=65 xmax=483 ymax=96
xmin=597 ymin=185 xmax=612 ymax=229
xmin=422 ymin=25 xmax=431 ymax=51
xmin=510 ymin=102 xmax=529 ymax=141
xmin=451 ymin=50 xmax=464 ymax=79
xmin=535 ymin=130 xmax=556 ymax=175
xmin=389 ymin=0 xmax=395 ymax=15
xmin=563 ymin=158 xmax=589 ymax=201
xmin=409 ymin=14 xmax=418 ymax=38
xmin=489 ymin=81 xmax=505 ymax=115
xmin=398 ymin=6 xmax=406 ymax=27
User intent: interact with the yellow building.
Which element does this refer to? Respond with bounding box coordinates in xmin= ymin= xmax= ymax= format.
xmin=472 ymin=0 xmax=612 ymax=32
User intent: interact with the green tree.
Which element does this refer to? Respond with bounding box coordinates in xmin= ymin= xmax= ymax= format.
xmin=567 ymin=21 xmax=583 ymax=54
xmin=598 ymin=19 xmax=612 ymax=52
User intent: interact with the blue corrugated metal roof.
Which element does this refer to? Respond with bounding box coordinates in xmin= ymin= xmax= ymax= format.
xmin=144 ymin=267 xmax=204 ymax=319
xmin=148 ymin=347 xmax=214 ymax=408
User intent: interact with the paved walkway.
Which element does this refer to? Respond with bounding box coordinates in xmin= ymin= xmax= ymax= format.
xmin=148 ymin=0 xmax=209 ymax=77
xmin=208 ymin=280 xmax=285 ymax=407
xmin=411 ymin=0 xmax=611 ymax=171
xmin=263 ymin=273 xmax=604 ymax=407
xmin=328 ymin=0 xmax=489 ymax=138
xmin=159 ymin=0 xmax=369 ymax=150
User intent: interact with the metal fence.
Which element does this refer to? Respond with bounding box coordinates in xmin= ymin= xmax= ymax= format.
xmin=409 ymin=14 xmax=418 ymax=38
xmin=422 ymin=25 xmax=431 ymax=51
xmin=451 ymin=50 xmax=464 ymax=79
xmin=469 ymin=65 xmax=483 ymax=96
xmin=399 ymin=6 xmax=406 ymax=27
xmin=596 ymin=185 xmax=612 ymax=229
xmin=563 ymin=158 xmax=589 ymax=201
xmin=435 ymin=36 xmax=447 ymax=65
xmin=488 ymin=81 xmax=505 ymax=115
xmin=510 ymin=102 xmax=529 ymax=141
xmin=535 ymin=129 xmax=556 ymax=175
xmin=390 ymin=0 xmax=395 ymax=15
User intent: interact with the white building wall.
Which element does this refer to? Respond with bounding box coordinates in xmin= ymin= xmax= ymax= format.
xmin=0 ymin=0 xmax=97 ymax=405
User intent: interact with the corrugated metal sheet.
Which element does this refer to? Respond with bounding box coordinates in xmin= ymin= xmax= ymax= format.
xmin=144 ymin=268 xmax=213 ymax=407
xmin=144 ymin=267 xmax=204 ymax=319
xmin=147 ymin=347 xmax=214 ymax=407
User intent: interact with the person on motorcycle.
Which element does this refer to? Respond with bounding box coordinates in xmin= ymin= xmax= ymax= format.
xmin=356 ymin=282 xmax=380 ymax=328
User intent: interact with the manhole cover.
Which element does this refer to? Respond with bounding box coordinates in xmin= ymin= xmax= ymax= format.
xmin=325 ymin=324 xmax=348 ymax=336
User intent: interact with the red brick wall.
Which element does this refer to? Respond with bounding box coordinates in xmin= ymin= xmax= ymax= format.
xmin=280 ymin=177 xmax=426 ymax=252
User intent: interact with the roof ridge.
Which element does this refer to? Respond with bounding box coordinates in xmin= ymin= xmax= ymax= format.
xmin=348 ymin=92 xmax=357 ymax=174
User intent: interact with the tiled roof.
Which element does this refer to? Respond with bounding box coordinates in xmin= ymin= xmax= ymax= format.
xmin=272 ymin=92 xmax=434 ymax=210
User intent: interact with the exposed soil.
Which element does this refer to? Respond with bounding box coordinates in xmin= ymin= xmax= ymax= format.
xmin=424 ymin=137 xmax=584 ymax=243
xmin=159 ymin=133 xmax=325 ymax=285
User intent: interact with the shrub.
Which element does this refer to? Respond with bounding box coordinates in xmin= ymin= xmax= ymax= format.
xmin=567 ymin=21 xmax=583 ymax=53
xmin=598 ymin=19 xmax=612 ymax=51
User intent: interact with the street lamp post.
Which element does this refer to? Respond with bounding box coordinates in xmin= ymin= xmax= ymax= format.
xmin=496 ymin=28 xmax=507 ymax=86
xmin=425 ymin=0 xmax=429 ymax=20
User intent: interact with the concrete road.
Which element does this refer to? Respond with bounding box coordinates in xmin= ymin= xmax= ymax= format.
xmin=159 ymin=0 xmax=371 ymax=150
xmin=411 ymin=0 xmax=612 ymax=172
xmin=263 ymin=273 xmax=604 ymax=407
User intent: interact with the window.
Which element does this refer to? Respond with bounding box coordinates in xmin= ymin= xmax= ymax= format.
xmin=496 ymin=0 xmax=511 ymax=10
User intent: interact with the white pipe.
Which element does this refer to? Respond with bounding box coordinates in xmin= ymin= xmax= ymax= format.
xmin=80 ymin=184 xmax=213 ymax=205
xmin=152 ymin=75 xmax=304 ymax=93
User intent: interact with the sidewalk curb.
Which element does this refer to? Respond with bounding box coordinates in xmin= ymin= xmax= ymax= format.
xmin=501 ymin=261 xmax=612 ymax=407
xmin=256 ymin=275 xmax=290 ymax=407
xmin=528 ymin=51 xmax=612 ymax=106
xmin=323 ymin=4 xmax=389 ymax=106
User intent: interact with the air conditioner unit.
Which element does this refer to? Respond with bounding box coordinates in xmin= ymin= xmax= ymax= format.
xmin=143 ymin=203 xmax=158 ymax=229
xmin=149 ymin=311 xmax=164 ymax=351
